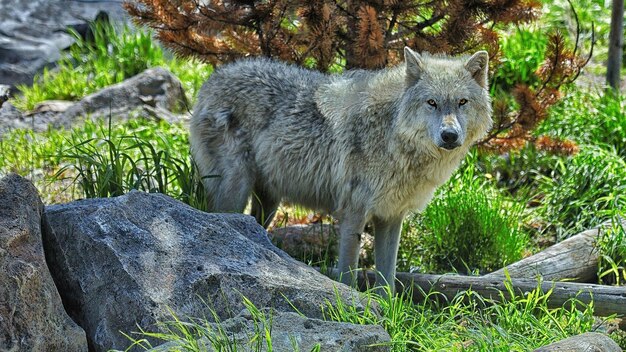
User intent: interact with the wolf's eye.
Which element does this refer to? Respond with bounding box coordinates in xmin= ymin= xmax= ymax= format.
xmin=427 ymin=99 xmax=437 ymax=107
xmin=459 ymin=99 xmax=468 ymax=106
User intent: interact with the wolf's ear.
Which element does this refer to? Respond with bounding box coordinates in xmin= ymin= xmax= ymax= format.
xmin=465 ymin=51 xmax=489 ymax=88
xmin=404 ymin=47 xmax=424 ymax=84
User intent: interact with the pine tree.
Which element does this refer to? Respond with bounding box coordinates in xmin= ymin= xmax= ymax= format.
xmin=124 ymin=0 xmax=591 ymax=153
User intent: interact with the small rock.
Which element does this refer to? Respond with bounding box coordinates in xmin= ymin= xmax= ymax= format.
xmin=28 ymin=100 xmax=74 ymax=115
xmin=0 ymin=85 xmax=10 ymax=108
xmin=0 ymin=173 xmax=88 ymax=352
xmin=534 ymin=332 xmax=622 ymax=352
xmin=148 ymin=310 xmax=391 ymax=352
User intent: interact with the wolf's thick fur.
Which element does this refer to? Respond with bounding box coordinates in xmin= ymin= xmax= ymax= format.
xmin=190 ymin=47 xmax=492 ymax=291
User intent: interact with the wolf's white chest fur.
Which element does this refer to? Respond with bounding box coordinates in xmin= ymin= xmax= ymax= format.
xmin=368 ymin=147 xmax=466 ymax=220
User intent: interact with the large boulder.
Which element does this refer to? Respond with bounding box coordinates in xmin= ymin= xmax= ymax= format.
xmin=0 ymin=0 xmax=128 ymax=87
xmin=148 ymin=310 xmax=391 ymax=352
xmin=0 ymin=173 xmax=87 ymax=351
xmin=42 ymin=191 xmax=365 ymax=352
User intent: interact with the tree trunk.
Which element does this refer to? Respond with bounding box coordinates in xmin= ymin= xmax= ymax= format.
xmin=606 ymin=0 xmax=624 ymax=90
xmin=325 ymin=269 xmax=626 ymax=317
xmin=484 ymin=220 xmax=625 ymax=282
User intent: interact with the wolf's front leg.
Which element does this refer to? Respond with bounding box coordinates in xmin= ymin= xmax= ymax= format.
xmin=373 ymin=216 xmax=404 ymax=296
xmin=337 ymin=215 xmax=367 ymax=287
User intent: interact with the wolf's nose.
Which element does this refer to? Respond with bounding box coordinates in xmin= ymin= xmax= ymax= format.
xmin=441 ymin=129 xmax=458 ymax=144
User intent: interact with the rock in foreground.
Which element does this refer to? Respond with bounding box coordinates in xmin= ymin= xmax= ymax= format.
xmin=42 ymin=191 xmax=364 ymax=352
xmin=0 ymin=174 xmax=87 ymax=352
xmin=149 ymin=310 xmax=391 ymax=352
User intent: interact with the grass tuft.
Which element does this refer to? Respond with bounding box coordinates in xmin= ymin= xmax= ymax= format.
xmin=400 ymin=157 xmax=530 ymax=275
xmin=597 ymin=215 xmax=626 ymax=286
xmin=11 ymin=21 xmax=211 ymax=111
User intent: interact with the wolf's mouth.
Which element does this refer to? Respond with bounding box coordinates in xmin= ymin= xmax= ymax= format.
xmin=439 ymin=142 xmax=461 ymax=150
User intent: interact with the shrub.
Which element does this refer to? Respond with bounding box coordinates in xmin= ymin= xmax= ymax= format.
xmin=491 ymin=27 xmax=548 ymax=93
xmin=538 ymin=91 xmax=626 ymax=158
xmin=540 ymin=145 xmax=626 ymax=240
xmin=401 ymin=159 xmax=530 ymax=275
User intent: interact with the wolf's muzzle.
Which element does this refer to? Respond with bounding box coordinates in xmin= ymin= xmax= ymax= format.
xmin=440 ymin=128 xmax=461 ymax=150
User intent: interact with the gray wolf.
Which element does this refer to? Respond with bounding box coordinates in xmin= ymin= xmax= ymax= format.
xmin=190 ymin=47 xmax=493 ymax=292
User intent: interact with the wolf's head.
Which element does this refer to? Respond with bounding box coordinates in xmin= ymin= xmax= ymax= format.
xmin=396 ymin=47 xmax=493 ymax=154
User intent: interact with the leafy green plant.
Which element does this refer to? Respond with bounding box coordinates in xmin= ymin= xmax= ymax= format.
xmin=491 ymin=27 xmax=548 ymax=93
xmin=403 ymin=159 xmax=530 ymax=275
xmin=11 ymin=21 xmax=211 ymax=111
xmin=596 ymin=215 xmax=626 ymax=286
xmin=539 ymin=91 xmax=626 ymax=158
xmin=540 ymin=145 xmax=626 ymax=240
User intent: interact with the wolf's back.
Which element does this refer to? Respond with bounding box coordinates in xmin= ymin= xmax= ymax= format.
xmin=193 ymin=59 xmax=326 ymax=131
xmin=190 ymin=58 xmax=341 ymax=212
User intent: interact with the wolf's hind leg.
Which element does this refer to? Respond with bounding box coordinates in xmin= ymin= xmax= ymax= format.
xmin=206 ymin=159 xmax=254 ymax=214
xmin=251 ymin=186 xmax=279 ymax=228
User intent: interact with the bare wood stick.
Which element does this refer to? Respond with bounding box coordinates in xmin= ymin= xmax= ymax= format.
xmin=324 ymin=269 xmax=626 ymax=317
xmin=484 ymin=220 xmax=625 ymax=282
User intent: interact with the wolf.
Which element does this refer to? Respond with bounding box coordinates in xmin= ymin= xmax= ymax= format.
xmin=189 ymin=47 xmax=493 ymax=292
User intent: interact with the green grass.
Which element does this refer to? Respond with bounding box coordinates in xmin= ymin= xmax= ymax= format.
xmin=539 ymin=145 xmax=626 ymax=240
xmin=324 ymin=282 xmax=597 ymax=351
xmin=119 ymin=296 xmax=279 ymax=352
xmin=0 ymin=118 xmax=206 ymax=208
xmin=11 ymin=21 xmax=211 ymax=111
xmin=118 ymin=281 xmax=599 ymax=352
xmin=398 ymin=158 xmax=531 ymax=275
xmin=539 ymin=90 xmax=626 ymax=158
xmin=597 ymin=214 xmax=626 ymax=286
xmin=53 ymin=117 xmax=207 ymax=210
xmin=491 ymin=26 xmax=548 ymax=93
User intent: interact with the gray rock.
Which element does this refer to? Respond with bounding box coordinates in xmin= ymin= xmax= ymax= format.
xmin=42 ymin=191 xmax=365 ymax=352
xmin=53 ymin=67 xmax=188 ymax=128
xmin=0 ymin=100 xmax=69 ymax=137
xmin=0 ymin=68 xmax=189 ymax=138
xmin=0 ymin=0 xmax=128 ymax=87
xmin=148 ymin=310 xmax=391 ymax=352
xmin=0 ymin=173 xmax=88 ymax=352
xmin=0 ymin=101 xmax=25 ymax=134
xmin=0 ymin=84 xmax=9 ymax=107
xmin=534 ymin=332 xmax=622 ymax=352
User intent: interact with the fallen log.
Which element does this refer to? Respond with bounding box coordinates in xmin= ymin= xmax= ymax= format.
xmin=484 ymin=220 xmax=626 ymax=282
xmin=324 ymin=269 xmax=626 ymax=317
